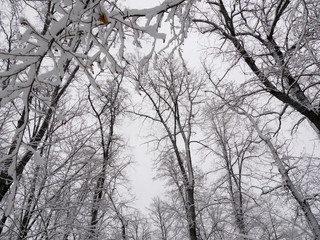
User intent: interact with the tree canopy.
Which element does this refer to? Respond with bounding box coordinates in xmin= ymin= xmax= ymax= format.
xmin=1 ymin=0 xmax=320 ymax=239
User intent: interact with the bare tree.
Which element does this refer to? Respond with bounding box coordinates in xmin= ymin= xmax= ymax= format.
xmin=87 ymin=70 xmax=129 ymax=239
xmin=238 ymin=106 xmax=320 ymax=239
xmin=149 ymin=197 xmax=185 ymax=240
xmin=130 ymin=56 xmax=207 ymax=240
xmin=205 ymin=78 xmax=320 ymax=239
xmin=204 ymin=108 xmax=256 ymax=239
xmin=149 ymin=197 xmax=171 ymax=240
xmin=193 ymin=0 xmax=320 ymax=135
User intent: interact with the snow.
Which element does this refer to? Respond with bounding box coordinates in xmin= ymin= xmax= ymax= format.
xmin=49 ymin=15 xmax=68 ymax=36
xmin=38 ymin=68 xmax=61 ymax=86
xmin=34 ymin=151 xmax=45 ymax=166
xmin=125 ymin=0 xmax=187 ymax=17
xmin=56 ymin=113 xmax=66 ymax=121
xmin=7 ymin=160 xmax=16 ymax=177
xmin=0 ymin=60 xmax=37 ymax=77
xmin=21 ymin=28 xmax=32 ymax=43
xmin=5 ymin=181 xmax=17 ymax=216
xmin=55 ymin=3 xmax=67 ymax=15
xmin=0 ymin=88 xmax=24 ymax=108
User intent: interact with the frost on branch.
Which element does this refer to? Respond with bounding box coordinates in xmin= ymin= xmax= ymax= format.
xmin=0 ymin=0 xmax=196 ymax=204
xmin=0 ymin=0 xmax=197 ymax=132
xmin=0 ymin=0 xmax=196 ymax=105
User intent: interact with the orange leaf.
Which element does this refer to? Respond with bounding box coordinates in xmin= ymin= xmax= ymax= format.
xmin=99 ymin=13 xmax=109 ymax=25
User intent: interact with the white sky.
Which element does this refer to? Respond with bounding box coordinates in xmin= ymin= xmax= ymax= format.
xmin=122 ymin=116 xmax=166 ymax=212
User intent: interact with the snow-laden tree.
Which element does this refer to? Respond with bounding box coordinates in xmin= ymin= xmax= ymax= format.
xmin=2 ymin=0 xmax=320 ymax=239
xmin=193 ymin=0 xmax=320 ymax=135
xmin=0 ymin=63 xmax=134 ymax=239
xmin=0 ymin=0 xmax=195 ymax=222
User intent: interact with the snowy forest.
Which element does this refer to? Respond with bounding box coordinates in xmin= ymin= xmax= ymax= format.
xmin=1 ymin=0 xmax=320 ymax=239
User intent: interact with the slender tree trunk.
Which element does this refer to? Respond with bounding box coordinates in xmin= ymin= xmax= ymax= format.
xmin=186 ymin=187 xmax=198 ymax=240
xmin=0 ymin=63 xmax=79 ymax=203
xmin=244 ymin=112 xmax=320 ymax=239
xmin=0 ymin=215 xmax=7 ymax=235
xmin=136 ymin=57 xmax=202 ymax=240
xmin=226 ymin=171 xmax=248 ymax=239
xmin=87 ymin=85 xmax=118 ymax=238
xmin=220 ymin=138 xmax=248 ymax=239
xmin=89 ymin=174 xmax=106 ymax=238
xmin=17 ymin=166 xmax=40 ymax=240
xmin=121 ymin=217 xmax=127 ymax=240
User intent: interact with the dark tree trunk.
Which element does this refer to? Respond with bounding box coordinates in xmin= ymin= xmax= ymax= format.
xmin=186 ymin=187 xmax=198 ymax=240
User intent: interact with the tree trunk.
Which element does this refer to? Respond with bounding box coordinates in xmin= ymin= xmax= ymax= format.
xmin=186 ymin=187 xmax=198 ymax=240
xmin=17 ymin=166 xmax=40 ymax=240
xmin=245 ymin=112 xmax=320 ymax=239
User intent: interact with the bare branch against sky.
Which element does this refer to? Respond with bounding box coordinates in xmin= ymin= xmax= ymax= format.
xmin=0 ymin=1 xmax=320 ymax=239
